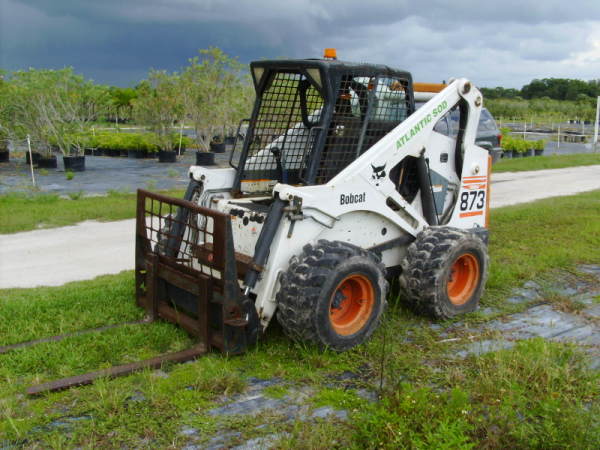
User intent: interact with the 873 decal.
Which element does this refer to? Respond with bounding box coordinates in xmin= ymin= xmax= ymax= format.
xmin=459 ymin=176 xmax=487 ymax=218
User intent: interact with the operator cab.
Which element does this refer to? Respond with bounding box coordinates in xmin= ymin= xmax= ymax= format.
xmin=230 ymin=54 xmax=415 ymax=194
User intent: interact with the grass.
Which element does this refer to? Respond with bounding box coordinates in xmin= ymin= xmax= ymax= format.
xmin=0 ymin=189 xmax=184 ymax=234
xmin=1 ymin=191 xmax=599 ymax=447
xmin=493 ymin=152 xmax=600 ymax=173
xmin=485 ymin=190 xmax=600 ymax=306
xmin=353 ymin=339 xmax=598 ymax=449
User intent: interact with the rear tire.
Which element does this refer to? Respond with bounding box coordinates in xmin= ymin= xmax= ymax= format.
xmin=276 ymin=240 xmax=388 ymax=351
xmin=399 ymin=227 xmax=489 ymax=319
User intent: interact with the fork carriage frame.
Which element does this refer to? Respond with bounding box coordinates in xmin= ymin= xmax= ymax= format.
xmin=135 ymin=189 xmax=258 ymax=355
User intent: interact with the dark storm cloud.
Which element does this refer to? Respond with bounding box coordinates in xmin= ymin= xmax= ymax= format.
xmin=2 ymin=0 xmax=600 ymax=87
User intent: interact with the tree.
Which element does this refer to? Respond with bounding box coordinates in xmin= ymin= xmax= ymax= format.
xmin=6 ymin=68 xmax=110 ymax=155
xmin=109 ymin=87 xmax=138 ymax=123
xmin=521 ymin=78 xmax=599 ymax=100
xmin=0 ymin=71 xmax=13 ymax=149
xmin=180 ymin=47 xmax=254 ymax=151
xmin=132 ymin=70 xmax=183 ymax=152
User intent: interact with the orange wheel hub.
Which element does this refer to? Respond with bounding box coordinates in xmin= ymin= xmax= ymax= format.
xmin=447 ymin=253 xmax=480 ymax=305
xmin=329 ymin=274 xmax=375 ymax=336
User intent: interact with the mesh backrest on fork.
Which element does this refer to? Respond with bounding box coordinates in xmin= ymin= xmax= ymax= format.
xmin=136 ymin=190 xmax=229 ymax=283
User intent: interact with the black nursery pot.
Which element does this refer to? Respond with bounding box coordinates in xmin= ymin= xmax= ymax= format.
xmin=210 ymin=142 xmax=226 ymax=153
xmin=158 ymin=150 xmax=177 ymax=163
xmin=63 ymin=155 xmax=86 ymax=172
xmin=38 ymin=155 xmax=58 ymax=169
xmin=0 ymin=150 xmax=8 ymax=162
xmin=195 ymin=151 xmax=216 ymax=166
xmin=26 ymin=151 xmax=42 ymax=165
xmin=127 ymin=149 xmax=146 ymax=159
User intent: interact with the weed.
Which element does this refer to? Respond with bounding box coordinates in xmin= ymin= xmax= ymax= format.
xmin=263 ymin=384 xmax=289 ymax=399
xmin=107 ymin=187 xmax=132 ymax=196
xmin=67 ymin=191 xmax=83 ymax=200
xmin=145 ymin=179 xmax=158 ymax=191
xmin=65 ymin=170 xmax=75 ymax=180
xmin=167 ymin=169 xmax=178 ymax=178
xmin=277 ymin=420 xmax=352 ymax=449
xmin=311 ymin=388 xmax=364 ymax=410
xmin=544 ymin=292 xmax=586 ymax=313
xmin=39 ymin=169 xmax=49 ymax=176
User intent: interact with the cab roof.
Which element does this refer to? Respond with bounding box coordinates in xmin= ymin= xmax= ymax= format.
xmin=250 ymin=58 xmax=412 ymax=81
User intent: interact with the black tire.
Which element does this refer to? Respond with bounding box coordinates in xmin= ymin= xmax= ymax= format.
xmin=399 ymin=227 xmax=489 ymax=319
xmin=276 ymin=240 xmax=388 ymax=351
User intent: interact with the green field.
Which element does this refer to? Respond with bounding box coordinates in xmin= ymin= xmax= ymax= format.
xmin=1 ymin=191 xmax=599 ymax=448
xmin=0 ymin=189 xmax=184 ymax=234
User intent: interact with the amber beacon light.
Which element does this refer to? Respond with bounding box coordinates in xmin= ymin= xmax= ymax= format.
xmin=323 ymin=48 xmax=337 ymax=59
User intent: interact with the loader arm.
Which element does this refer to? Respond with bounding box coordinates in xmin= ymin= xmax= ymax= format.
xmin=275 ymin=78 xmax=488 ymax=235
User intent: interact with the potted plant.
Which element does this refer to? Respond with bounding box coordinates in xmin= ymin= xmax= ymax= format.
xmin=534 ymin=139 xmax=545 ymax=156
xmin=106 ymin=134 xmax=121 ymax=157
xmin=180 ymin=48 xmax=253 ymax=167
xmin=63 ymin=137 xmax=86 ymax=171
xmin=0 ymin=127 xmax=9 ymax=162
xmin=501 ymin=136 xmax=513 ymax=159
xmin=210 ymin=135 xmax=226 ymax=153
xmin=173 ymin=133 xmax=192 ymax=155
xmin=523 ymin=140 xmax=534 ymax=157
xmin=84 ymin=132 xmax=97 ymax=156
xmin=132 ymin=70 xmax=183 ymax=164
xmin=126 ymin=134 xmax=144 ymax=158
xmin=26 ymin=150 xmax=41 ymax=165
xmin=511 ymin=139 xmax=524 ymax=158
xmin=32 ymin=142 xmax=57 ymax=168
xmin=143 ymin=134 xmax=159 ymax=158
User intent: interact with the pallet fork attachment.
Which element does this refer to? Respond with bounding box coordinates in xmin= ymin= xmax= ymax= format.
xmin=13 ymin=189 xmax=258 ymax=396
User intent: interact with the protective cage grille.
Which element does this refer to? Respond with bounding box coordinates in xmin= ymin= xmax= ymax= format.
xmin=315 ymin=75 xmax=410 ymax=184
xmin=238 ymin=71 xmax=324 ymax=184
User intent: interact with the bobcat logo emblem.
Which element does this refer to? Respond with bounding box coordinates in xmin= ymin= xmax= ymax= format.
xmin=371 ymin=163 xmax=386 ymax=186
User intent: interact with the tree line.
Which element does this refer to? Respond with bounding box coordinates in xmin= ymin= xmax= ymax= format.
xmin=481 ymin=78 xmax=600 ymax=101
xmin=480 ymin=78 xmax=600 ymax=122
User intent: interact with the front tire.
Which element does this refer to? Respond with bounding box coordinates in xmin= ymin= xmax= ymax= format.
xmin=399 ymin=227 xmax=489 ymax=319
xmin=276 ymin=240 xmax=388 ymax=351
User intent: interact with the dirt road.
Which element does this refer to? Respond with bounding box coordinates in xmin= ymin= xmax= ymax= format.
xmin=490 ymin=165 xmax=600 ymax=208
xmin=2 ymin=165 xmax=599 ymax=289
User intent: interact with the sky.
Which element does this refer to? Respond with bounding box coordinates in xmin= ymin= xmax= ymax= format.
xmin=1 ymin=0 xmax=600 ymax=89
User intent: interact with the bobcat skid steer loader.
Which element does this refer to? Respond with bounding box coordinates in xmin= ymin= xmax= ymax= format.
xmin=13 ymin=51 xmax=491 ymax=395
xmin=135 ymin=51 xmax=491 ymax=350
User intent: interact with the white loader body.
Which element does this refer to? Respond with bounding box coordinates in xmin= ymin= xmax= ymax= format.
xmin=189 ymin=78 xmax=489 ymax=328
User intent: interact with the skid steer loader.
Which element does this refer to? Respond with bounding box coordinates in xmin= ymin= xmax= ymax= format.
xmin=9 ymin=50 xmax=491 ymax=395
